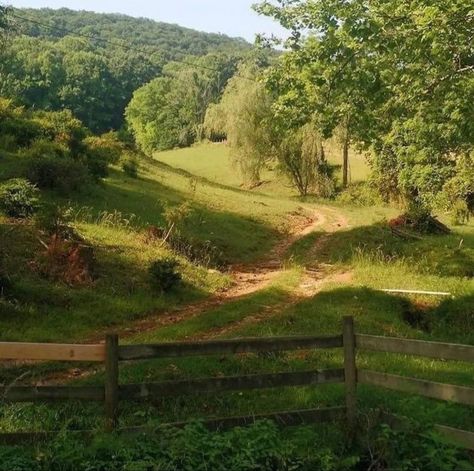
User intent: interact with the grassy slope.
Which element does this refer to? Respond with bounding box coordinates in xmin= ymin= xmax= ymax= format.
xmin=0 ymin=145 xmax=311 ymax=342
xmin=156 ymin=141 xmax=371 ymax=198
xmin=1 ymin=143 xmax=473 ymax=437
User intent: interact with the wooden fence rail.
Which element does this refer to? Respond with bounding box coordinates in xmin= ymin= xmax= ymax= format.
xmin=1 ymin=317 xmax=473 ymax=449
xmin=356 ymin=334 xmax=474 ymax=363
xmin=118 ymin=334 xmax=343 ymax=360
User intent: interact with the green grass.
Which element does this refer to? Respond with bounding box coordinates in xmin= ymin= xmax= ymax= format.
xmin=1 ymin=142 xmax=473 ymax=451
xmin=155 ymin=141 xmax=371 ymax=197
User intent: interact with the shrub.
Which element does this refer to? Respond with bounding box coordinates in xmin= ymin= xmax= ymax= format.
xmin=121 ymin=154 xmax=138 ymax=178
xmin=83 ymin=132 xmax=126 ymax=180
xmin=32 ymin=109 xmax=87 ymax=155
xmin=0 ymin=178 xmax=39 ymax=218
xmin=450 ymin=199 xmax=470 ymax=226
xmin=28 ymin=156 xmax=90 ymax=195
xmin=363 ymin=420 xmax=473 ymax=470
xmin=337 ymin=181 xmax=380 ymax=206
xmin=148 ymin=258 xmax=182 ymax=292
xmin=0 ymin=133 xmax=17 ymax=152
xmin=24 ymin=140 xmax=90 ymax=195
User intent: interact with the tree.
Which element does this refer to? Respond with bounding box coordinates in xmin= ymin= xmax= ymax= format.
xmin=0 ymin=5 xmax=11 ymax=42
xmin=125 ymin=54 xmax=239 ymax=153
xmin=212 ymin=63 xmax=274 ymax=185
xmin=1 ymin=8 xmax=251 ymax=132
xmin=212 ymin=61 xmax=334 ymax=195
xmin=277 ymin=123 xmax=333 ymax=196
xmin=255 ymin=0 xmax=474 ymax=213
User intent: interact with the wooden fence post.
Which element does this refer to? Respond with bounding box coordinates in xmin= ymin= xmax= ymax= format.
xmin=105 ymin=333 xmax=119 ymax=431
xmin=343 ymin=316 xmax=357 ymax=434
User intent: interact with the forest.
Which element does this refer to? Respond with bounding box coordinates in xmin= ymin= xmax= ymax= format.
xmin=0 ymin=2 xmax=473 ymax=470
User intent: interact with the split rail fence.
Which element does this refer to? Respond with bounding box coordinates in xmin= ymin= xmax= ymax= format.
xmin=0 ymin=316 xmax=473 ymax=449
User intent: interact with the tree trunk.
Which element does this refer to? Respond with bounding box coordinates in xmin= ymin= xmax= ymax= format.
xmin=342 ymin=140 xmax=349 ymax=188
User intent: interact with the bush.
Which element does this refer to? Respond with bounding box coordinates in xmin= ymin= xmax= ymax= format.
xmin=24 ymin=140 xmax=90 ymax=194
xmin=34 ymin=234 xmax=95 ymax=286
xmin=83 ymin=132 xmax=126 ymax=180
xmin=148 ymin=258 xmax=182 ymax=292
xmin=32 ymin=109 xmax=87 ymax=155
xmin=121 ymin=154 xmax=138 ymax=178
xmin=337 ymin=181 xmax=380 ymax=206
xmin=28 ymin=156 xmax=90 ymax=195
xmin=0 ymin=178 xmax=39 ymax=218
xmin=363 ymin=420 xmax=474 ymax=470
xmin=0 ymin=421 xmax=354 ymax=471
xmin=450 ymin=199 xmax=470 ymax=226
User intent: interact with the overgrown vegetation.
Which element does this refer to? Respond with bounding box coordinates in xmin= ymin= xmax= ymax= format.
xmin=0 ymin=418 xmax=472 ymax=470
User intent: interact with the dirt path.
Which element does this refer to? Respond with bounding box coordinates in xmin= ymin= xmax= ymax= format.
xmin=12 ymin=205 xmax=351 ymax=385
xmin=109 ymin=205 xmax=351 ymax=341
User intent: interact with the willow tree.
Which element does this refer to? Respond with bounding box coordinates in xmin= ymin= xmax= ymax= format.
xmin=277 ymin=123 xmax=333 ymax=196
xmin=211 ymin=63 xmax=275 ymax=186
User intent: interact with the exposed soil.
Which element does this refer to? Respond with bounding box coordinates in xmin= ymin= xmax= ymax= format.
xmin=97 ymin=205 xmax=351 ymax=342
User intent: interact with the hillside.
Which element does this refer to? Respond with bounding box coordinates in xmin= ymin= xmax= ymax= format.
xmin=14 ymin=8 xmax=250 ymax=59
xmin=1 ymin=140 xmax=473 ymax=468
xmin=1 ymin=8 xmax=252 ymax=132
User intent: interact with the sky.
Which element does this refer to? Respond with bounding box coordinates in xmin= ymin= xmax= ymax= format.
xmin=7 ymin=0 xmax=288 ymax=42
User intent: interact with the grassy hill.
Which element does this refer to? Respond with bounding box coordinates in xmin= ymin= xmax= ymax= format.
xmin=1 ymin=142 xmax=473 ymax=467
xmin=155 ymin=141 xmax=371 ymax=198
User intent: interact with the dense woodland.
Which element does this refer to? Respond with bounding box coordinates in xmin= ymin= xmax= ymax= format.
xmin=0 ymin=3 xmax=474 ymax=470
xmin=0 ymin=8 xmax=251 ymax=132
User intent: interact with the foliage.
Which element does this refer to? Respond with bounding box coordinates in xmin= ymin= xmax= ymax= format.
xmin=363 ymin=420 xmax=474 ymax=470
xmin=0 ymin=6 xmax=13 ymax=55
xmin=213 ymin=61 xmax=337 ymax=195
xmin=255 ymin=0 xmax=474 ymax=214
xmin=126 ymin=54 xmax=239 ymax=153
xmin=25 ymin=140 xmax=90 ymax=195
xmin=451 ymin=200 xmax=471 ymax=226
xmin=83 ymin=132 xmax=125 ymax=180
xmin=1 ymin=8 xmax=250 ymax=132
xmin=211 ymin=62 xmax=275 ymax=185
xmin=277 ymin=123 xmax=335 ymax=197
xmin=163 ymin=201 xmax=193 ymax=239
xmin=33 ymin=234 xmax=94 ymax=286
xmin=203 ymin=102 xmax=228 ymax=141
xmin=35 ymin=205 xmax=78 ymax=240
xmin=148 ymin=258 xmax=182 ymax=292
xmin=337 ymin=182 xmax=381 ymax=207
xmin=0 ymin=101 xmax=116 ymax=194
xmin=121 ymin=154 xmax=139 ymax=178
xmin=0 ymin=178 xmax=39 ymax=218
xmin=0 ymin=421 xmax=355 ymax=471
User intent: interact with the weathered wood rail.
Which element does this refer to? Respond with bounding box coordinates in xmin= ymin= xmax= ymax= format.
xmin=1 ymin=317 xmax=473 ymax=450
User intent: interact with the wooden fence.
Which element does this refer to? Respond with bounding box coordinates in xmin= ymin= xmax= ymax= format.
xmin=1 ymin=316 xmax=473 ymax=449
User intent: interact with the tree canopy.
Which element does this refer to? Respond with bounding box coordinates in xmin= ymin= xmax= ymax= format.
xmin=255 ymin=0 xmax=474 ymax=212
xmin=0 ymin=8 xmax=251 ymax=133
xmin=125 ymin=54 xmax=240 ymax=153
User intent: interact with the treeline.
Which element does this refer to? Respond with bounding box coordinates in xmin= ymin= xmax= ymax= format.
xmin=16 ymin=8 xmax=249 ymax=59
xmin=0 ymin=8 xmax=251 ymax=133
xmin=126 ymin=54 xmax=268 ymax=152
